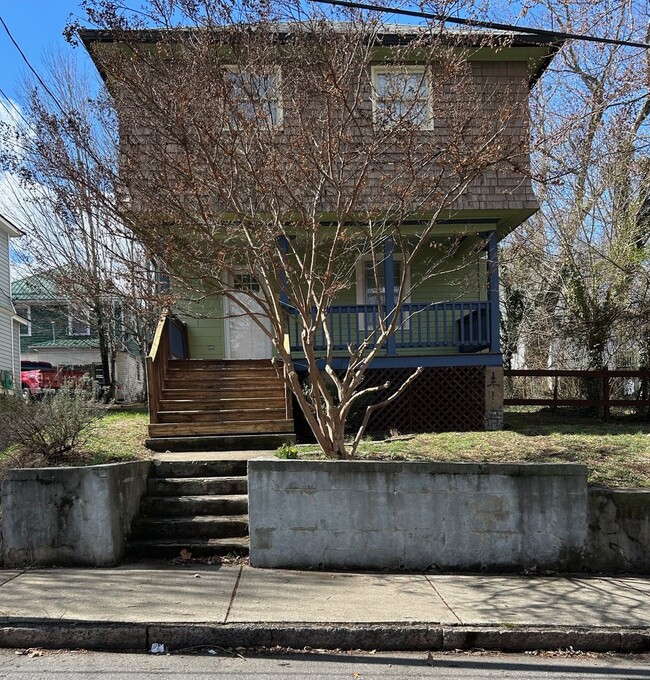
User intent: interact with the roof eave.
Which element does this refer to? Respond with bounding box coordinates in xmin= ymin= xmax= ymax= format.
xmin=0 ymin=213 xmax=23 ymax=237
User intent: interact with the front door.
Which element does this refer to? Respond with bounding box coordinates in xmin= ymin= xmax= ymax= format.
xmin=225 ymin=272 xmax=272 ymax=360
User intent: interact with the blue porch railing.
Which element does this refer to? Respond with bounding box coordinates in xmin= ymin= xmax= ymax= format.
xmin=284 ymin=301 xmax=491 ymax=354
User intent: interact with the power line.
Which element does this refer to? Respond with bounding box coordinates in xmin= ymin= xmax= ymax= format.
xmin=310 ymin=0 xmax=650 ymax=49
xmin=0 ymin=86 xmax=30 ymax=127
xmin=0 ymin=14 xmax=68 ymax=116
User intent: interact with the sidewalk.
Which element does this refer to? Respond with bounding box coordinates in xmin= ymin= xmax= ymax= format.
xmin=0 ymin=562 xmax=648 ymax=652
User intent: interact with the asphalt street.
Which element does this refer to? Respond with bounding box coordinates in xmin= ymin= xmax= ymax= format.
xmin=0 ymin=650 xmax=649 ymax=679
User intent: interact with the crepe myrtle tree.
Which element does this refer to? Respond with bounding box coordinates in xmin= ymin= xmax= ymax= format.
xmin=71 ymin=0 xmax=530 ymax=457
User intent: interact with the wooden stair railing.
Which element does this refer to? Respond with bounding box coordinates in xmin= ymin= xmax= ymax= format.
xmin=146 ymin=310 xmax=189 ymax=425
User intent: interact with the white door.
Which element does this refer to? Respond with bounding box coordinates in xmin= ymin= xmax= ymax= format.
xmin=225 ymin=272 xmax=272 ymax=359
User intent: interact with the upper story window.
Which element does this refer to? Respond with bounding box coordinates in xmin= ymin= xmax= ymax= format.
xmin=225 ymin=67 xmax=282 ymax=128
xmin=371 ymin=65 xmax=432 ymax=130
xmin=15 ymin=305 xmax=31 ymax=336
xmin=69 ymin=306 xmax=91 ymax=336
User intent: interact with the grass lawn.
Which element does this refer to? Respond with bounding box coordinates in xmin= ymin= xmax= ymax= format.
xmin=78 ymin=408 xmax=151 ymax=464
xmin=2 ymin=405 xmax=649 ymax=487
xmin=0 ymin=407 xmax=151 ymax=470
xmin=300 ymin=409 xmax=650 ymax=488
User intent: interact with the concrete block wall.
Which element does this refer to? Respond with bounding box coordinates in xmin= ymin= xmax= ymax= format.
xmin=1 ymin=461 xmax=150 ymax=566
xmin=249 ymin=460 xmax=588 ymax=571
xmin=587 ymin=488 xmax=650 ymax=573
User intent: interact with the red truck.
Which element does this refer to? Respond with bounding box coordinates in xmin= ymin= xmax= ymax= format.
xmin=20 ymin=361 xmax=85 ymax=401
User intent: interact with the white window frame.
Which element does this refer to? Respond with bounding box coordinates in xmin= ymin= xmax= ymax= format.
xmin=371 ymin=65 xmax=433 ymax=130
xmin=356 ymin=254 xmax=410 ymax=331
xmin=223 ymin=66 xmax=283 ymax=129
xmin=15 ymin=304 xmax=31 ymax=336
xmin=68 ymin=306 xmax=91 ymax=337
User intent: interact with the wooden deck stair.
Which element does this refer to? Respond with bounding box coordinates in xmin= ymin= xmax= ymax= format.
xmin=148 ymin=359 xmax=294 ymax=439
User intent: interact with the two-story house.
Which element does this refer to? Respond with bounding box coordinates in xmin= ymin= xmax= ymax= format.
xmin=81 ymin=23 xmax=562 ymax=448
xmin=0 ymin=212 xmax=27 ymax=395
xmin=12 ymin=272 xmax=145 ymax=400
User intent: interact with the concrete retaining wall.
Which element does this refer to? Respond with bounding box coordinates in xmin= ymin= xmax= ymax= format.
xmin=248 ymin=460 xmax=589 ymax=571
xmin=587 ymin=488 xmax=650 ymax=573
xmin=1 ymin=460 xmax=150 ymax=567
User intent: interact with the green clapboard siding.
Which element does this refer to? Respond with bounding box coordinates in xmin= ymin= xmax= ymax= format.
xmin=177 ymin=294 xmax=226 ymax=360
xmin=173 ymin=245 xmax=488 ymax=359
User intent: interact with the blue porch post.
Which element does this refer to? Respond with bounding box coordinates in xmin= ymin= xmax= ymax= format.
xmin=384 ymin=236 xmax=397 ymax=356
xmin=486 ymin=230 xmax=501 ymax=354
xmin=278 ymin=234 xmax=292 ymax=354
xmin=278 ymin=235 xmax=290 ymax=306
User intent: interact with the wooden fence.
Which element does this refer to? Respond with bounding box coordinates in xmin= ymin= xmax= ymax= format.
xmin=503 ymin=368 xmax=650 ymax=421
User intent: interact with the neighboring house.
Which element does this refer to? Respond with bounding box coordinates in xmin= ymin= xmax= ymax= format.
xmin=0 ymin=213 xmax=27 ymax=395
xmin=12 ymin=273 xmax=145 ymax=400
xmin=82 ymin=25 xmax=562 ymax=442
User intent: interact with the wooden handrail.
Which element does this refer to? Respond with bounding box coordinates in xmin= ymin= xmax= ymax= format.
xmin=146 ymin=310 xmax=190 ymax=424
xmin=148 ymin=309 xmax=169 ymax=362
xmin=146 ymin=310 xmax=171 ymax=424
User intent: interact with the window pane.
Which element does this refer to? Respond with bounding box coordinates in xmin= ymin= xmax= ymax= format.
xmin=226 ymin=70 xmax=279 ymax=126
xmin=69 ymin=307 xmax=91 ymax=335
xmin=15 ymin=306 xmax=30 ymax=336
xmin=363 ymin=260 xmax=402 ymax=304
xmin=234 ymin=273 xmax=261 ymax=293
xmin=374 ymin=68 xmax=429 ymax=128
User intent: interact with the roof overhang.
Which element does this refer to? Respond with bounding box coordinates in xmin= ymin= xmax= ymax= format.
xmin=0 ymin=213 xmax=23 ymax=237
xmin=80 ymin=24 xmax=564 ymax=89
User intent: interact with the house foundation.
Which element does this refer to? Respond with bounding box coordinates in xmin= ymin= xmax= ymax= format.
xmin=485 ymin=366 xmax=504 ymax=431
xmin=295 ymin=364 xmax=502 ymax=436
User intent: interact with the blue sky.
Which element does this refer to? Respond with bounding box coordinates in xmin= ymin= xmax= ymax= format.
xmin=0 ymin=0 xmax=90 ymax=104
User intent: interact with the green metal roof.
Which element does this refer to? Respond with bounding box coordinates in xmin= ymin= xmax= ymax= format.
xmin=12 ymin=274 xmax=64 ymax=301
xmin=27 ymin=338 xmax=101 ymax=350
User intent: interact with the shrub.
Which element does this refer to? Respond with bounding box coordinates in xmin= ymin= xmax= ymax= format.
xmin=0 ymin=390 xmax=103 ymax=465
xmin=275 ymin=443 xmax=299 ymax=459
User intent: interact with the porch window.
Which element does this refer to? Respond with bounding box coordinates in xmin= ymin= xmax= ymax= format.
xmin=356 ymin=254 xmax=410 ymax=330
xmin=362 ymin=258 xmax=403 ymax=306
xmin=371 ymin=65 xmax=432 ymax=129
xmin=225 ymin=67 xmax=282 ymax=128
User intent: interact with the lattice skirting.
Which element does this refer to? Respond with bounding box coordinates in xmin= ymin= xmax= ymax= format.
xmin=293 ymin=366 xmax=487 ymax=441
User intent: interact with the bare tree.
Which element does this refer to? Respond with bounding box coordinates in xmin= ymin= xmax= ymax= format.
xmin=2 ymin=50 xmax=160 ymax=399
xmin=67 ymin=0 xmax=543 ymax=457
xmin=500 ymin=0 xmax=650 ymax=377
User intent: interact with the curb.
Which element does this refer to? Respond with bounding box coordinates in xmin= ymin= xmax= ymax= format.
xmin=1 ymin=622 xmax=649 ymax=653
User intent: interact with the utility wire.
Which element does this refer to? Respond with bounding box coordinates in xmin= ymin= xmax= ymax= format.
xmin=0 ymin=14 xmax=68 ymax=116
xmin=310 ymin=0 xmax=650 ymax=49
xmin=0 ymin=86 xmax=29 ymax=127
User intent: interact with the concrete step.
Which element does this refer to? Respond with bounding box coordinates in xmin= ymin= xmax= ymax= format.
xmin=140 ymin=494 xmax=248 ymax=517
xmin=147 ymin=476 xmax=248 ymax=497
xmin=157 ymin=408 xmax=286 ymax=424
xmin=148 ymin=420 xmax=294 ymax=438
xmin=151 ymin=459 xmax=249 ymax=478
xmin=131 ymin=515 xmax=249 ymax=540
xmin=145 ymin=432 xmax=296 ymax=452
xmin=126 ymin=536 xmax=249 ymax=558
